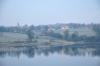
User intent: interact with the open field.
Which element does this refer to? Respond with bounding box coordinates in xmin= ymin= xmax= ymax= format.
xmin=0 ymin=32 xmax=28 ymax=43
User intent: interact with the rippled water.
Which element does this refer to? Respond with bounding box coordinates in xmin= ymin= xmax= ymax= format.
xmin=0 ymin=44 xmax=100 ymax=66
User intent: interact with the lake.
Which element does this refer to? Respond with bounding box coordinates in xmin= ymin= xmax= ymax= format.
xmin=0 ymin=43 xmax=100 ymax=66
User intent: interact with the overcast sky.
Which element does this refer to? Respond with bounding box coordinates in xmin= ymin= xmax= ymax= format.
xmin=0 ymin=0 xmax=100 ymax=26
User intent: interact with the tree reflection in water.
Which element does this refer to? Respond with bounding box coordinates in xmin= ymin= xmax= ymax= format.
xmin=0 ymin=44 xmax=100 ymax=58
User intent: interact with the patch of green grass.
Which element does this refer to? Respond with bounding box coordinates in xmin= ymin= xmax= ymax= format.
xmin=0 ymin=32 xmax=28 ymax=43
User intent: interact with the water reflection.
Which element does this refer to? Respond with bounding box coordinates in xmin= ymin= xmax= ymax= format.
xmin=0 ymin=44 xmax=100 ymax=58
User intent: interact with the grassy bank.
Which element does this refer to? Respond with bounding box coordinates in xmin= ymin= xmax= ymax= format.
xmin=0 ymin=32 xmax=75 ymax=47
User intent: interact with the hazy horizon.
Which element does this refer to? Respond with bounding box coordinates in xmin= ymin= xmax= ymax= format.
xmin=0 ymin=0 xmax=100 ymax=26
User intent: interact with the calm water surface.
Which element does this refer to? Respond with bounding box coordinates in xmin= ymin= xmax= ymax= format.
xmin=0 ymin=44 xmax=100 ymax=66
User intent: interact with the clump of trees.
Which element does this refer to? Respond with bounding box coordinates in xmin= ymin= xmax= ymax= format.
xmin=92 ymin=24 xmax=100 ymax=36
xmin=63 ymin=30 xmax=69 ymax=40
xmin=26 ymin=29 xmax=34 ymax=42
xmin=26 ymin=25 xmax=35 ymax=42
xmin=46 ymin=30 xmax=63 ymax=39
xmin=92 ymin=24 xmax=100 ymax=41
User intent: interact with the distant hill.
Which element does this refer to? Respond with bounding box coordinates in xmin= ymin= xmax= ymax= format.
xmin=0 ymin=23 xmax=100 ymax=43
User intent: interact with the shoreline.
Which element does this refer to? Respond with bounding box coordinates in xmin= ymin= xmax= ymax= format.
xmin=0 ymin=41 xmax=100 ymax=47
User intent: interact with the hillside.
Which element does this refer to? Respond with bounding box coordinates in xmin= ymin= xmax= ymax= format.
xmin=0 ymin=23 xmax=100 ymax=44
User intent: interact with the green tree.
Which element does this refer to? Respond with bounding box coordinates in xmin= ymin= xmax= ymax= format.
xmin=71 ymin=31 xmax=79 ymax=41
xmin=63 ymin=30 xmax=69 ymax=40
xmin=26 ymin=29 xmax=34 ymax=42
